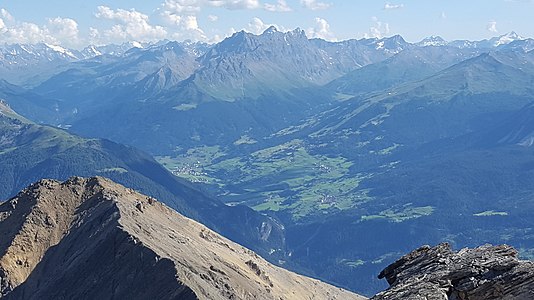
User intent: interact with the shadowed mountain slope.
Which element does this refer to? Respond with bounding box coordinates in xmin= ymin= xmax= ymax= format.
xmin=0 ymin=101 xmax=285 ymax=259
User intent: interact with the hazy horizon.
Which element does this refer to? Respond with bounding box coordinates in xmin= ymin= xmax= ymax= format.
xmin=1 ymin=0 xmax=533 ymax=49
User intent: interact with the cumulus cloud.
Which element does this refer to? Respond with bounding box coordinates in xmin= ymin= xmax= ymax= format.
xmin=47 ymin=17 xmax=80 ymax=44
xmin=161 ymin=0 xmax=203 ymax=13
xmin=0 ymin=9 xmax=83 ymax=48
xmin=88 ymin=27 xmax=100 ymax=43
xmin=384 ymin=2 xmax=404 ymax=10
xmin=160 ymin=0 xmax=267 ymax=42
xmin=307 ymin=17 xmax=335 ymax=40
xmin=1 ymin=8 xmax=13 ymax=23
xmin=365 ymin=17 xmax=390 ymax=38
xmin=161 ymin=0 xmax=266 ymax=12
xmin=264 ymin=0 xmax=292 ymax=12
xmin=209 ymin=0 xmax=260 ymax=10
xmin=487 ymin=20 xmax=498 ymax=33
xmin=95 ymin=6 xmax=167 ymax=43
xmin=1 ymin=22 xmax=51 ymax=45
xmin=245 ymin=17 xmax=287 ymax=35
xmin=247 ymin=17 xmax=269 ymax=34
xmin=161 ymin=12 xmax=207 ymax=41
xmin=300 ymin=0 xmax=332 ymax=10
xmin=0 ymin=9 xmax=42 ymax=44
xmin=183 ymin=15 xmax=202 ymax=31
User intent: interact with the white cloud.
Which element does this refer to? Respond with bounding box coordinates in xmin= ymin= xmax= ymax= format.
xmin=161 ymin=0 xmax=203 ymax=13
xmin=210 ymin=34 xmax=223 ymax=43
xmin=244 ymin=17 xmax=288 ymax=35
xmin=160 ymin=11 xmax=207 ymax=41
xmin=307 ymin=17 xmax=335 ymax=40
xmin=88 ymin=27 xmax=100 ymax=44
xmin=160 ymin=0 xmax=268 ymax=42
xmin=365 ymin=16 xmax=390 ymax=38
xmin=247 ymin=17 xmax=268 ymax=34
xmin=384 ymin=2 xmax=404 ymax=10
xmin=160 ymin=10 xmax=183 ymax=25
xmin=247 ymin=17 xmax=282 ymax=34
xmin=487 ymin=20 xmax=498 ymax=33
xmin=0 ymin=9 xmax=76 ymax=46
xmin=1 ymin=22 xmax=51 ymax=45
xmin=95 ymin=6 xmax=167 ymax=43
xmin=441 ymin=12 xmax=447 ymax=19
xmin=209 ymin=0 xmax=260 ymax=10
xmin=264 ymin=0 xmax=292 ymax=12
xmin=47 ymin=17 xmax=80 ymax=46
xmin=161 ymin=0 xmax=265 ymax=12
xmin=300 ymin=0 xmax=331 ymax=10
xmin=228 ymin=27 xmax=237 ymax=35
xmin=184 ymin=15 xmax=201 ymax=31
xmin=1 ymin=8 xmax=13 ymax=23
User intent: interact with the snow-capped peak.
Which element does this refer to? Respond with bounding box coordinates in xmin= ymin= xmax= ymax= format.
xmin=376 ymin=41 xmax=385 ymax=50
xmin=417 ymin=36 xmax=448 ymax=47
xmin=87 ymin=45 xmax=102 ymax=56
xmin=263 ymin=26 xmax=278 ymax=35
xmin=44 ymin=43 xmax=78 ymax=59
xmin=131 ymin=41 xmax=144 ymax=49
xmin=493 ymin=31 xmax=524 ymax=46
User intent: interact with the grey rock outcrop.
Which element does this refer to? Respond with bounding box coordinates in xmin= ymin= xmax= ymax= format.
xmin=372 ymin=243 xmax=534 ymax=300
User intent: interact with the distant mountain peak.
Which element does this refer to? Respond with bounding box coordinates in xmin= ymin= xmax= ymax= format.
xmin=505 ymin=31 xmax=521 ymax=39
xmin=372 ymin=35 xmax=409 ymax=54
xmin=493 ymin=31 xmax=525 ymax=46
xmin=262 ymin=25 xmax=279 ymax=35
xmin=131 ymin=41 xmax=144 ymax=49
xmin=81 ymin=45 xmax=102 ymax=57
xmin=417 ymin=35 xmax=448 ymax=47
xmin=388 ymin=34 xmax=405 ymax=40
xmin=0 ymin=99 xmax=11 ymax=113
xmin=43 ymin=43 xmax=78 ymax=59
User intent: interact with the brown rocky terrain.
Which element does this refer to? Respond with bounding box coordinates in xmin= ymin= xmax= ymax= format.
xmin=0 ymin=176 xmax=364 ymax=300
xmin=372 ymin=243 xmax=534 ymax=300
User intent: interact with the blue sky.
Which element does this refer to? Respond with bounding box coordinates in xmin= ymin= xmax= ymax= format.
xmin=0 ymin=0 xmax=533 ymax=48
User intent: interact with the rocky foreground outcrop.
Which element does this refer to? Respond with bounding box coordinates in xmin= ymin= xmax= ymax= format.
xmin=372 ymin=243 xmax=534 ymax=300
xmin=0 ymin=177 xmax=364 ymax=300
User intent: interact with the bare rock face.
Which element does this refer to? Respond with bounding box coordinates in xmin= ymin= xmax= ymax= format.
xmin=372 ymin=243 xmax=534 ymax=300
xmin=0 ymin=177 xmax=364 ymax=300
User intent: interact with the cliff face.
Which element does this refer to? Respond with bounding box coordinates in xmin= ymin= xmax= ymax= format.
xmin=372 ymin=243 xmax=534 ymax=300
xmin=0 ymin=177 xmax=364 ymax=300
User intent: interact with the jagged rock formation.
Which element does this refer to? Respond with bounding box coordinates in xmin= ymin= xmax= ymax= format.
xmin=0 ymin=177 xmax=364 ymax=300
xmin=372 ymin=243 xmax=534 ymax=300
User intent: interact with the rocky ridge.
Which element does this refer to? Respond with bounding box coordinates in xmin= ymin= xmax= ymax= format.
xmin=0 ymin=177 xmax=364 ymax=300
xmin=372 ymin=243 xmax=534 ymax=300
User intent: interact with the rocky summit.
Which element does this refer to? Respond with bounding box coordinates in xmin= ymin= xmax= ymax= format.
xmin=0 ymin=177 xmax=363 ymax=300
xmin=372 ymin=243 xmax=534 ymax=300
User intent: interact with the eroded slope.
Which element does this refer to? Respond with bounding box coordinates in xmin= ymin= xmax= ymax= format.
xmin=0 ymin=177 xmax=363 ymax=300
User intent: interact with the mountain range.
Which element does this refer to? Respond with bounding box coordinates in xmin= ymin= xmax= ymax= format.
xmin=0 ymin=100 xmax=285 ymax=261
xmin=2 ymin=28 xmax=534 ymax=296
xmin=2 ymin=176 xmax=533 ymax=299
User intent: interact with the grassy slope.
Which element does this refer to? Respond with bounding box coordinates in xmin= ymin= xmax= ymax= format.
xmin=0 ymin=111 xmax=286 ymax=259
